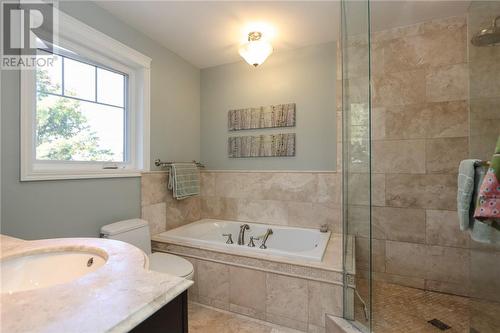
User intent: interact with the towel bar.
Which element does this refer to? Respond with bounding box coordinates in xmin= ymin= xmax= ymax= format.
xmin=154 ymin=159 xmax=205 ymax=168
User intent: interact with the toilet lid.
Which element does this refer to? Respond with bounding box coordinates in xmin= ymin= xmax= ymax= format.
xmin=149 ymin=252 xmax=193 ymax=278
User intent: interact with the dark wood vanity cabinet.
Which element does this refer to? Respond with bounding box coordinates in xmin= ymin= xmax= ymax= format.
xmin=130 ymin=291 xmax=188 ymax=333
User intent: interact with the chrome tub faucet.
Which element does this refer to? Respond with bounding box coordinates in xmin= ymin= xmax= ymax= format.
xmin=238 ymin=224 xmax=250 ymax=245
xmin=259 ymin=228 xmax=273 ymax=249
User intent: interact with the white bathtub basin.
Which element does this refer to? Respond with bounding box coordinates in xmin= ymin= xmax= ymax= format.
xmin=154 ymin=219 xmax=331 ymax=262
xmin=1 ymin=251 xmax=106 ymax=294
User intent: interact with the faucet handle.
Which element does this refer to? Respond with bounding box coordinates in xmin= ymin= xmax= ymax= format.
xmin=248 ymin=236 xmax=260 ymax=247
xmin=222 ymin=233 xmax=234 ymax=244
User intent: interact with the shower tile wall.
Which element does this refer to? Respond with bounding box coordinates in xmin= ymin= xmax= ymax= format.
xmin=352 ymin=16 xmax=473 ymax=296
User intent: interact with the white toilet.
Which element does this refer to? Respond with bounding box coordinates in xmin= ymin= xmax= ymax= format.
xmin=100 ymin=219 xmax=194 ymax=280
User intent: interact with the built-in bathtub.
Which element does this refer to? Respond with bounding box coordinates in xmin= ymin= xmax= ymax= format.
xmin=152 ymin=219 xmax=355 ymax=330
xmin=153 ymin=219 xmax=331 ymax=262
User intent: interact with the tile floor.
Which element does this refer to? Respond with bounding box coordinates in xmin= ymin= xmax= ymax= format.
xmin=189 ymin=282 xmax=500 ymax=333
xmin=188 ymin=302 xmax=302 ymax=333
xmin=354 ymin=279 xmax=500 ymax=333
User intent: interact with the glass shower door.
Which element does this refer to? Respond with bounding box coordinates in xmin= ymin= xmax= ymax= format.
xmin=340 ymin=0 xmax=372 ymax=331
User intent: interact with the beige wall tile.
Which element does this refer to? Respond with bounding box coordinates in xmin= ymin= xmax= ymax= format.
xmin=373 ymin=140 xmax=426 ymax=174
xmin=166 ymin=196 xmax=201 ymax=230
xmin=315 ymin=173 xmax=341 ymax=208
xmin=383 ymin=18 xmax=466 ymax=73
xmin=385 ymin=100 xmax=468 ymax=140
xmin=266 ymin=273 xmax=308 ymax=323
xmin=372 ymin=207 xmax=426 ymax=243
xmin=261 ymin=173 xmax=318 ymax=202
xmin=371 ymin=107 xmax=386 ymax=140
xmin=426 ymin=63 xmax=468 ymax=102
xmin=200 ymin=196 xmax=238 ymax=220
xmin=141 ymin=202 xmax=166 ymax=235
xmin=372 ymin=174 xmax=386 ymax=207
xmin=265 ymin=312 xmax=308 ymax=331
xmin=308 ymin=323 xmax=326 ymax=333
xmin=425 ymin=280 xmax=469 ymax=297
xmin=197 ymin=296 xmax=230 ymax=311
xmin=420 ymin=16 xmax=466 ymax=34
xmin=200 ymin=172 xmax=216 ymax=197
xmin=347 ymin=173 xmax=385 ymax=206
xmin=182 ymin=257 xmax=198 ymax=302
xmin=356 ymin=237 xmax=386 ymax=273
xmin=426 ymin=137 xmax=468 ymax=174
xmin=229 ymin=266 xmax=266 ymax=315
xmin=385 ymin=241 xmax=427 ymax=278
xmin=470 ymin=58 xmax=500 ymax=99
xmin=141 ymin=173 xmax=168 ymax=206
xmin=372 ymin=21 xmax=422 ymax=44
xmin=235 ymin=199 xmax=288 ymax=225
xmin=426 ymin=210 xmax=469 ymax=248
xmin=426 ymin=245 xmax=469 ymax=285
xmin=372 ymin=69 xmax=426 ymax=107
xmin=228 ymin=304 xmax=266 ymax=321
xmin=215 ymin=172 xmax=264 ymax=199
xmin=308 ymin=281 xmax=343 ymax=327
xmin=347 ymin=205 xmax=371 ymax=238
xmin=470 ymin=250 xmax=500 ymax=303
xmin=470 ymin=97 xmax=500 ymax=161
xmin=385 ymin=174 xmax=457 ymax=210
xmin=197 ymin=260 xmax=229 ymax=304
xmin=287 ymin=202 xmax=341 ymax=232
xmin=371 ymin=271 xmax=425 ymax=289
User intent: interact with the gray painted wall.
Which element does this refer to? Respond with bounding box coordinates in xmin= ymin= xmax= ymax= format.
xmin=200 ymin=42 xmax=336 ymax=171
xmin=0 ymin=1 xmax=200 ymax=239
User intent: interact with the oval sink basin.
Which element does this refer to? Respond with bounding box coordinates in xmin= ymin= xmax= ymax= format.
xmin=1 ymin=251 xmax=106 ymax=294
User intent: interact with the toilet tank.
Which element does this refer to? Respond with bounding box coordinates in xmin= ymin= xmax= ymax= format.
xmin=100 ymin=219 xmax=151 ymax=255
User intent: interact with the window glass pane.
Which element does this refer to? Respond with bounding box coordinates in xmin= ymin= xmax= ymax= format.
xmin=36 ymin=51 xmax=62 ymax=94
xmin=63 ymin=57 xmax=96 ymax=101
xmin=36 ymin=94 xmax=124 ymax=162
xmin=97 ymin=68 xmax=125 ymax=107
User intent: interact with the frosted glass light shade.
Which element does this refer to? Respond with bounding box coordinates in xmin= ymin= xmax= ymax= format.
xmin=238 ymin=40 xmax=273 ymax=67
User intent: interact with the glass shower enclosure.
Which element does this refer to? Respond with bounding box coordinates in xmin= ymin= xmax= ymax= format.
xmin=341 ymin=0 xmax=372 ymax=331
xmin=341 ymin=0 xmax=500 ymax=332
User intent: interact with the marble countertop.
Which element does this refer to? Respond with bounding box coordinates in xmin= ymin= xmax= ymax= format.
xmin=0 ymin=234 xmax=193 ymax=333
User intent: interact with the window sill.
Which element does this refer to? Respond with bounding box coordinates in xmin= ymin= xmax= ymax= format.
xmin=20 ymin=170 xmax=143 ymax=182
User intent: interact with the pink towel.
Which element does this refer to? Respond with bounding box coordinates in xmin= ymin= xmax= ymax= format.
xmin=474 ymin=167 xmax=500 ymax=220
xmin=474 ymin=136 xmax=500 ymax=220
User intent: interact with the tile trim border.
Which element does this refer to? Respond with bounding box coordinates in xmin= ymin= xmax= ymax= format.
xmin=153 ymin=241 xmax=344 ymax=285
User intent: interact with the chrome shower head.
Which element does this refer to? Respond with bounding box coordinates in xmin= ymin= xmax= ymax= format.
xmin=471 ymin=16 xmax=500 ymax=47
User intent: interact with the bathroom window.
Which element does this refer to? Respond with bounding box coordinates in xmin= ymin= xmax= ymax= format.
xmin=20 ymin=10 xmax=151 ymax=181
xmin=35 ymin=51 xmax=127 ymax=163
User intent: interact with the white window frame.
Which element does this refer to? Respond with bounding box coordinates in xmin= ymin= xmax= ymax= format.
xmin=21 ymin=9 xmax=151 ymax=181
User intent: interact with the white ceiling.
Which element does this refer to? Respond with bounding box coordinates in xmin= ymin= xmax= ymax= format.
xmin=95 ymin=1 xmax=471 ymax=69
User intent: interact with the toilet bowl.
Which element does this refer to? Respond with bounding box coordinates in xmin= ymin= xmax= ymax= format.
xmin=100 ymin=219 xmax=194 ymax=280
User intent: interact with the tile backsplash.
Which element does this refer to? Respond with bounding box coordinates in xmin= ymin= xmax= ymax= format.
xmin=141 ymin=171 xmax=341 ymax=235
xmin=200 ymin=171 xmax=341 ymax=233
xmin=141 ymin=172 xmax=200 ymax=235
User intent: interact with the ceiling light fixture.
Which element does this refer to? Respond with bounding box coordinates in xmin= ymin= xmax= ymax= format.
xmin=238 ymin=31 xmax=273 ymax=67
